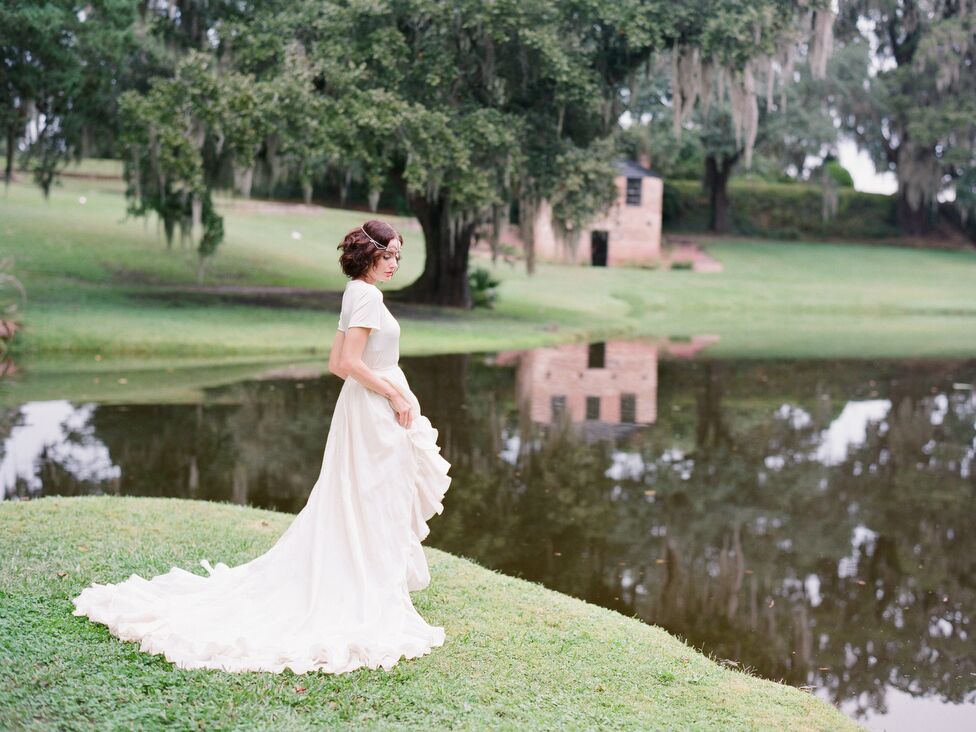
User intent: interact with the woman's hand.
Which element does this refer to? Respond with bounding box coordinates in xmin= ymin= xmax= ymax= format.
xmin=381 ymin=376 xmax=413 ymax=429
xmin=388 ymin=391 xmax=414 ymax=429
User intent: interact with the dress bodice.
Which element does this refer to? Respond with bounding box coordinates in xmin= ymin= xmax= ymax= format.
xmin=337 ymin=279 xmax=400 ymax=369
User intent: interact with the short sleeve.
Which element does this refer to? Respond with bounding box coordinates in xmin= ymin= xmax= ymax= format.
xmin=338 ymin=283 xmax=383 ymax=332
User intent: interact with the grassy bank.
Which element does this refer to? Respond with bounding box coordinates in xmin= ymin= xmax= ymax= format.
xmin=0 ymin=496 xmax=858 ymax=730
xmin=2 ymin=177 xmax=976 ymax=360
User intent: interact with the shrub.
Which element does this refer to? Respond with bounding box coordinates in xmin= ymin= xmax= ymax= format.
xmin=468 ymin=267 xmax=501 ymax=308
xmin=823 ymin=161 xmax=855 ymax=188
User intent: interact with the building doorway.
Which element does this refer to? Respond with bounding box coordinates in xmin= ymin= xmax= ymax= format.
xmin=591 ymin=230 xmax=608 ymax=266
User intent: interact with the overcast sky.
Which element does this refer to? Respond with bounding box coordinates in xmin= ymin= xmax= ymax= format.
xmin=838 ymin=137 xmax=898 ymax=195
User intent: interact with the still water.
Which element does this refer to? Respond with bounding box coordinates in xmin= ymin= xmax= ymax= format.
xmin=2 ymin=339 xmax=974 ymax=730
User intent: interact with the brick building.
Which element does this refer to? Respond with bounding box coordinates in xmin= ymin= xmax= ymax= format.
xmin=487 ymin=156 xmax=663 ymax=267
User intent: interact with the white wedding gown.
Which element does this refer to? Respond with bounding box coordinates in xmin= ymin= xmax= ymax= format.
xmin=71 ymin=278 xmax=452 ymax=674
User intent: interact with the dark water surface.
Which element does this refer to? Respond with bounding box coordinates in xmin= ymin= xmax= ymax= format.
xmin=3 ymin=340 xmax=974 ymax=730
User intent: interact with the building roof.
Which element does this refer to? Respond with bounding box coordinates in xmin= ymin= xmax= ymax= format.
xmin=614 ymin=160 xmax=662 ymax=179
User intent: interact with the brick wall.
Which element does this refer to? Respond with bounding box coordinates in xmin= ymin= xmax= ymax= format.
xmin=477 ymin=173 xmax=663 ymax=267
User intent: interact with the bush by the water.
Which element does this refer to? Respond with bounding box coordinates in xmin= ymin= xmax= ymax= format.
xmin=468 ymin=267 xmax=501 ymax=308
xmin=664 ymin=179 xmax=900 ymax=240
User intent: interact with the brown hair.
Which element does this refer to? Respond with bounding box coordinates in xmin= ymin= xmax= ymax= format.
xmin=337 ymin=220 xmax=403 ymax=279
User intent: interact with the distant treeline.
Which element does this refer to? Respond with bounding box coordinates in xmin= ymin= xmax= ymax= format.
xmin=664 ymin=180 xmax=902 ymax=241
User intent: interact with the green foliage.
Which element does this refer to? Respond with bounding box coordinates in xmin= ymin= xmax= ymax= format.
xmin=547 ymin=141 xmax=620 ymax=233
xmin=616 ymin=122 xmax=704 ymax=180
xmin=624 ymin=38 xmax=839 ymax=236
xmin=120 ymin=52 xmax=270 ymax=263
xmin=82 ymin=0 xmax=688 ymax=300
xmin=831 ymin=5 xmax=976 ymax=229
xmin=822 ymin=160 xmax=854 ymax=188
xmin=756 ymin=66 xmax=840 ymax=176
xmin=627 ymin=3 xmax=839 ymax=232
xmin=665 ymin=179 xmax=900 ymax=239
xmin=468 ymin=267 xmax=501 ymax=309
xmin=0 ymin=1 xmax=136 ymax=191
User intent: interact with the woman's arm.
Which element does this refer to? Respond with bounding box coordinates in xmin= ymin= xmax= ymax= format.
xmin=336 ymin=326 xmax=413 ymax=428
xmin=328 ymin=330 xmax=347 ymax=379
xmin=335 ymin=327 xmax=394 ymax=396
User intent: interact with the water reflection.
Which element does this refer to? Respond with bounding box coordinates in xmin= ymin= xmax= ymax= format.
xmin=495 ymin=336 xmax=718 ymax=428
xmin=2 ymin=343 xmax=975 ymax=729
xmin=1 ymin=401 xmax=119 ymax=497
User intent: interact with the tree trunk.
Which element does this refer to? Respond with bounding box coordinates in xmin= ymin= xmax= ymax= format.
xmin=4 ymin=123 xmax=14 ymax=188
xmin=233 ymin=164 xmax=254 ymax=198
xmin=896 ymin=190 xmax=933 ymax=235
xmin=340 ymin=169 xmax=352 ymax=207
xmin=893 ymin=138 xmax=937 ymax=236
xmin=196 ymin=256 xmax=207 ymax=284
xmin=517 ymin=196 xmax=537 ymax=275
xmin=394 ymin=192 xmax=473 ymax=307
xmin=490 ymin=203 xmax=504 ymax=265
xmin=705 ymin=152 xmax=738 ymax=234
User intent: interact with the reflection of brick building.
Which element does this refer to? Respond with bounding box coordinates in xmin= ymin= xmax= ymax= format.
xmin=480 ymin=157 xmax=663 ymax=267
xmin=494 ymin=337 xmax=719 ymax=427
xmin=522 ymin=340 xmax=658 ymax=425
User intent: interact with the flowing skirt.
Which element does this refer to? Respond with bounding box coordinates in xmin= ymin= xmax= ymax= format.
xmin=71 ymin=365 xmax=452 ymax=674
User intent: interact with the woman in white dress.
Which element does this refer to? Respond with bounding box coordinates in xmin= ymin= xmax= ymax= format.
xmin=71 ymin=219 xmax=452 ymax=674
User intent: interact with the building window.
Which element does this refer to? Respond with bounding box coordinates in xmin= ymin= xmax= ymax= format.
xmin=625 ymin=177 xmax=642 ymax=206
xmin=620 ymin=393 xmax=636 ymax=423
xmin=588 ymin=342 xmax=606 ymax=369
xmin=586 ymin=396 xmax=601 ymax=421
xmin=551 ymin=395 xmax=567 ymax=420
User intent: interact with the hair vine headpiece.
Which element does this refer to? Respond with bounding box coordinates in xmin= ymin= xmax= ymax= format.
xmin=360 ymin=226 xmax=389 ymax=250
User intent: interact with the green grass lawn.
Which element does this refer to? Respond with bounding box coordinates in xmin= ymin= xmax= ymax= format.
xmin=2 ymin=176 xmax=976 ymax=364
xmin=0 ymin=495 xmax=859 ymax=731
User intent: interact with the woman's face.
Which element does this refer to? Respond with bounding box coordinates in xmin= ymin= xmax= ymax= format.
xmin=367 ymin=239 xmax=402 ymax=283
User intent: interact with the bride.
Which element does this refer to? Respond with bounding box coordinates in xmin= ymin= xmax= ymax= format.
xmin=71 ymin=219 xmax=452 ymax=674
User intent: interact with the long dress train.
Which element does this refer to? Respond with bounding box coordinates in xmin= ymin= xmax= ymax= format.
xmin=71 ymin=278 xmax=452 ymax=674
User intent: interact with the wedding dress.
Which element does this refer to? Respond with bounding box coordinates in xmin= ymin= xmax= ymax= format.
xmin=71 ymin=278 xmax=452 ymax=674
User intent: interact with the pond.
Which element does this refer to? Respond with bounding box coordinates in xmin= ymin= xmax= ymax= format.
xmin=2 ymin=339 xmax=974 ymax=730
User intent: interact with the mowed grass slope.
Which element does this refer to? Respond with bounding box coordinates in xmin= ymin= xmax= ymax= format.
xmin=2 ymin=177 xmax=976 ymax=360
xmin=0 ymin=495 xmax=860 ymax=731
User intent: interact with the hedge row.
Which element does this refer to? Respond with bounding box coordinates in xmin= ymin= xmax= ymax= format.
xmin=663 ymin=179 xmax=901 ymax=240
